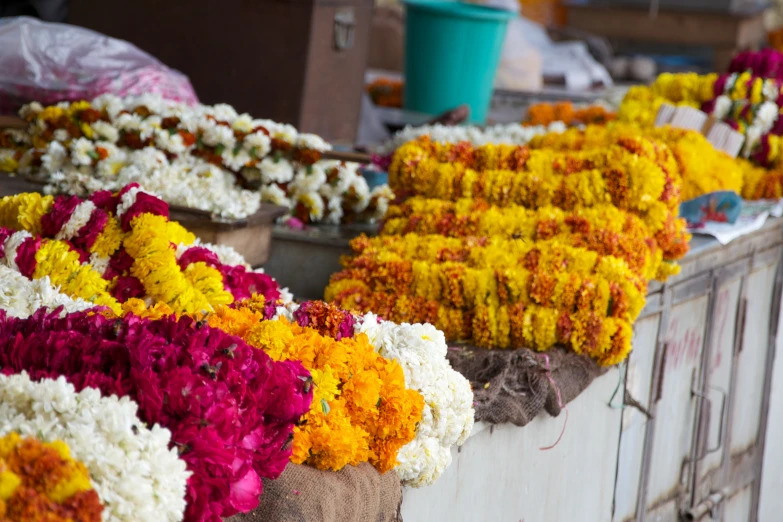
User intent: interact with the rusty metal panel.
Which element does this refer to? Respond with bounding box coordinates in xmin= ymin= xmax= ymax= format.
xmin=613 ymin=314 xmax=661 ymax=522
xmin=401 ymin=369 xmax=624 ymax=522
xmin=646 ymin=294 xmax=710 ymax=513
xmin=728 ymin=264 xmax=778 ymax=453
xmin=758 ymin=286 xmax=783 ymax=522
xmin=694 ymin=278 xmax=743 ymax=497
xmin=725 ymin=486 xmax=753 ymax=522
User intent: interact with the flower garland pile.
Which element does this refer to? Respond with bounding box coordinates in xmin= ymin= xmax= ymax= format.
xmin=326 ymin=130 xmax=691 ymax=365
xmin=0 ymin=95 xmax=390 ymax=224
xmin=125 ymin=296 xmax=474 ymax=488
xmin=204 ymin=299 xmax=424 ymax=474
xmin=0 ymin=433 xmax=103 ymax=522
xmin=527 ymin=122 xmax=745 ymax=202
xmin=524 ymin=101 xmax=616 ymax=127
xmin=0 ymin=185 xmax=284 ymax=314
xmin=0 ymin=309 xmax=313 ymax=522
xmin=0 ymin=372 xmax=189 ymax=522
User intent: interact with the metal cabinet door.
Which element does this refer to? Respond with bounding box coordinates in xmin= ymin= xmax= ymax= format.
xmin=613 ymin=293 xmax=664 ymax=522
xmin=723 ymin=259 xmax=780 ymax=521
xmin=644 ymin=275 xmax=712 ymax=521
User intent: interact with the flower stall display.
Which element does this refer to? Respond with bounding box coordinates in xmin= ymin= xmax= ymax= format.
xmin=0 ymin=310 xmax=313 ymax=522
xmin=0 ymin=95 xmax=391 ymax=224
xmin=326 ymin=132 xmax=691 ymax=366
xmin=0 ymin=372 xmax=190 ymax=522
xmin=0 ymin=432 xmax=104 ymax=522
xmin=0 ymin=185 xmax=476 ymax=498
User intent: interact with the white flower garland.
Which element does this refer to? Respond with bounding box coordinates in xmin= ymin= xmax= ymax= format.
xmin=0 ymin=265 xmax=94 ymax=318
xmin=8 ymin=93 xmax=393 ymax=223
xmin=381 ymin=121 xmax=567 ymax=153
xmin=0 ymin=372 xmax=190 ymax=522
xmin=355 ymin=315 xmax=475 ymax=487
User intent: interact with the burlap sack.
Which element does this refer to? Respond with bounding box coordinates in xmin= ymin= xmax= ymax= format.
xmin=225 ymin=462 xmax=402 ymax=522
xmin=447 ymin=345 xmax=606 ymax=427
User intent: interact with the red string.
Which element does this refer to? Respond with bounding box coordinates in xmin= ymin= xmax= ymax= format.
xmin=539 ymin=353 xmax=568 ymax=451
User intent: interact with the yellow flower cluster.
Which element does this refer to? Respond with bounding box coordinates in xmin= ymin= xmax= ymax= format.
xmin=529 ymin=123 xmax=745 ymax=201
xmin=203 ymin=302 xmax=424 ymax=473
xmin=33 ymin=239 xmax=122 ymax=315
xmin=739 ymin=158 xmax=783 ymax=200
xmin=123 ymin=213 xmax=231 ymax=313
xmin=617 ymin=72 xmax=717 ymax=127
xmin=0 ymin=193 xmax=53 ymax=236
xmin=0 ymin=191 xmax=234 ymax=315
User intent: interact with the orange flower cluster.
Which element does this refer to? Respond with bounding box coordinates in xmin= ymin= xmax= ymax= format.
xmin=0 ymin=433 xmax=103 ymax=522
xmin=367 ymin=78 xmax=404 ymax=108
xmin=525 ymin=101 xmax=616 ymax=127
xmin=203 ymin=300 xmax=424 ymax=473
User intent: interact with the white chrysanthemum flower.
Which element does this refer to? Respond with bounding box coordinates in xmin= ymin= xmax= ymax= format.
xmin=347 ymin=175 xmax=371 ymax=213
xmin=70 ymin=137 xmax=97 ymax=166
xmin=713 ymin=95 xmax=733 ymax=121
xmin=764 ymin=79 xmax=779 ymax=102
xmin=259 ymin=157 xmax=295 ymax=184
xmin=55 ymin=200 xmax=96 ymax=240
xmin=91 ymin=120 xmax=120 ymax=143
xmin=201 ymin=124 xmax=236 ymax=148
xmin=222 ymin=148 xmax=252 ymax=171
xmin=209 ymin=103 xmax=239 ymax=121
xmin=368 ymin=185 xmax=394 ymax=222
xmin=232 ymin=114 xmax=254 ymax=133
xmin=115 ymin=112 xmax=143 ymax=132
xmin=243 ymin=131 xmax=272 ymax=159
xmin=19 ymin=101 xmax=44 ymax=119
xmin=295 ymin=133 xmax=331 ymax=152
xmin=154 ymin=129 xmax=187 ymax=155
xmin=139 ymin=117 xmax=161 ymax=141
xmin=42 ymin=141 xmax=68 ymax=173
xmin=260 ymin=184 xmax=293 ymax=209
xmin=289 ymin=164 xmax=327 ymax=194
xmin=0 ymin=372 xmax=190 ymax=522
xmin=756 ymin=101 xmax=779 ymax=134
xmin=355 ymin=316 xmax=475 ymax=487
xmin=92 ymin=94 xmax=124 ymax=118
xmin=293 ymin=191 xmax=325 ymax=221
xmin=324 ymin=196 xmax=344 ymax=225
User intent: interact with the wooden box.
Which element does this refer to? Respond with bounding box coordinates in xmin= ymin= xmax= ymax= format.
xmin=67 ymin=0 xmax=373 ymax=143
xmin=169 ymin=205 xmax=287 ymax=267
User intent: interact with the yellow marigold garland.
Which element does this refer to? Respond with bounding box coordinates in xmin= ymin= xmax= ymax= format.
xmin=32 ymin=239 xmax=122 ymax=315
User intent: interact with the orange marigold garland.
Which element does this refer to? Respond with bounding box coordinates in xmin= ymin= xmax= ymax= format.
xmin=0 ymin=433 xmax=103 ymax=522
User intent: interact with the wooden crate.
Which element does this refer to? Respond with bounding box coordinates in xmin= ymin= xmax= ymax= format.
xmin=169 ymin=205 xmax=288 ymax=267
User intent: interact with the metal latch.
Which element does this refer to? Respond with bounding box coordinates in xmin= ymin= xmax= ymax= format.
xmin=334 ymin=8 xmax=355 ymax=51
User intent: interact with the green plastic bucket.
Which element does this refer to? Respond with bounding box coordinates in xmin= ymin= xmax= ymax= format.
xmin=403 ymin=0 xmax=514 ymax=124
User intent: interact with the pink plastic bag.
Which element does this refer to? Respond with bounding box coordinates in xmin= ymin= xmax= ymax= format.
xmin=0 ymin=16 xmax=198 ymax=115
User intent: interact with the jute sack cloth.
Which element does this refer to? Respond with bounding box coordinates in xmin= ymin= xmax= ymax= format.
xmin=225 ymin=462 xmax=402 ymax=522
xmin=447 ymin=345 xmax=606 ymax=427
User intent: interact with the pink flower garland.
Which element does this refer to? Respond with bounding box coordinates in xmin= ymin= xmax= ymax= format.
xmin=0 ymin=309 xmax=313 ymax=522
